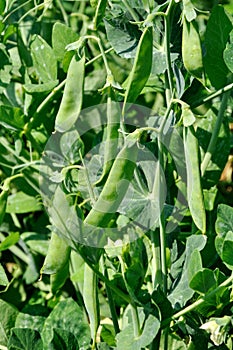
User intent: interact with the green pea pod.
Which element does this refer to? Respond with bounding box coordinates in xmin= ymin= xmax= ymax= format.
xmin=83 ymin=264 xmax=99 ymax=346
xmin=182 ymin=18 xmax=203 ymax=79
xmin=0 ymin=189 xmax=8 ymax=226
xmin=85 ymin=129 xmax=141 ymax=228
xmin=93 ymin=0 xmax=107 ymax=30
xmin=95 ymin=88 xmax=120 ymax=187
xmin=123 ymin=26 xmax=153 ymax=115
xmin=183 ymin=126 xmax=206 ymax=233
xmin=50 ymin=258 xmax=70 ymax=294
xmin=41 ymin=232 xmax=71 ymax=294
xmin=55 ymin=52 xmax=85 ymax=132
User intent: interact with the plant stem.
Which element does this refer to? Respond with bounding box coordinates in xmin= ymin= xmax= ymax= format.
xmin=162 ymin=271 xmax=233 ymax=328
xmin=201 ymin=90 xmax=230 ymax=176
xmin=164 ymin=0 xmax=175 ymax=103
xmin=190 ymin=82 xmax=233 ymax=109
xmin=122 ymin=0 xmax=140 ymax=22
xmin=104 ymin=265 xmax=120 ymax=334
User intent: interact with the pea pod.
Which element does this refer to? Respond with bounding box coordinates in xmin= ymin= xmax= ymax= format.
xmin=123 ymin=26 xmax=153 ymax=115
xmin=55 ymin=52 xmax=85 ymax=132
xmin=95 ymin=88 xmax=120 ymax=187
xmin=182 ymin=18 xmax=203 ymax=79
xmin=85 ymin=129 xmax=141 ymax=228
xmin=83 ymin=264 xmax=99 ymax=347
xmin=183 ymin=125 xmax=206 ymax=233
xmin=41 ymin=232 xmax=71 ymax=293
xmin=0 ymin=189 xmax=8 ymax=226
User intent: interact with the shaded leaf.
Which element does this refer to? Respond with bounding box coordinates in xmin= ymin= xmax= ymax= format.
xmin=8 ymin=328 xmax=43 ymax=350
xmin=204 ymin=5 xmax=232 ymax=88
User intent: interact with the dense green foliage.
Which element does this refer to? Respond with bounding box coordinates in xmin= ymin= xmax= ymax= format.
xmin=0 ymin=0 xmax=233 ymax=349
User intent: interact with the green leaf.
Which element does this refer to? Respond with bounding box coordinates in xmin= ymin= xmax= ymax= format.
xmin=189 ymin=268 xmax=217 ymax=294
xmin=21 ymin=232 xmax=49 ymax=256
xmin=31 ymin=35 xmax=57 ymax=82
xmin=151 ymin=49 xmax=178 ymax=76
xmin=49 ymin=328 xmax=79 ymax=350
xmin=104 ymin=18 xmax=140 ymax=59
xmin=0 ymin=232 xmax=20 ymax=252
xmin=204 ymin=5 xmax=232 ymax=89
xmin=221 ymin=231 xmax=233 ymax=269
xmin=196 ymin=109 xmax=230 ymax=187
xmin=215 ymin=204 xmax=233 ymax=237
xmin=24 ymin=80 xmax=58 ymax=94
xmin=0 ymin=263 xmax=9 ymax=286
xmin=0 ymin=300 xmax=19 ymax=346
xmin=41 ymin=298 xmax=91 ymax=350
xmin=52 ymin=22 xmax=79 ymax=62
xmin=8 ymin=328 xmax=43 ymax=350
xmin=0 ymin=0 xmax=6 ymax=14
xmin=0 ymin=106 xmax=25 ymax=131
xmin=6 ymin=192 xmax=42 ymax=214
xmin=168 ymin=235 xmax=206 ymax=307
xmin=223 ymin=30 xmax=233 ymax=73
xmin=116 ymin=314 xmax=160 ymax=350
xmin=15 ymin=311 xmax=46 ymax=335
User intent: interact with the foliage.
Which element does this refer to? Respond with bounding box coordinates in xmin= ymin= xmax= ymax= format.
xmin=0 ymin=0 xmax=233 ymax=349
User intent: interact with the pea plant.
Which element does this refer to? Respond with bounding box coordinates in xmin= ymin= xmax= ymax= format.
xmin=0 ymin=0 xmax=233 ymax=349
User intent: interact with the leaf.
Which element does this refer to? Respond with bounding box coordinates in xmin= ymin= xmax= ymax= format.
xmin=0 ymin=263 xmax=9 ymax=286
xmin=24 ymin=80 xmax=58 ymax=94
xmin=189 ymin=268 xmax=217 ymax=295
xmin=104 ymin=17 xmax=140 ymax=59
xmin=52 ymin=22 xmax=79 ymax=62
xmin=0 ymin=232 xmax=20 ymax=252
xmin=49 ymin=328 xmax=79 ymax=350
xmin=6 ymin=192 xmax=42 ymax=214
xmin=60 ymin=129 xmax=84 ymax=164
xmin=196 ymin=109 xmax=230 ymax=187
xmin=223 ymin=29 xmax=233 ymax=73
xmin=204 ymin=5 xmax=232 ymax=89
xmin=168 ymin=235 xmax=206 ymax=307
xmin=8 ymin=328 xmax=43 ymax=350
xmin=47 ymin=186 xmax=82 ymax=244
xmin=0 ymin=105 xmax=25 ymax=131
xmin=31 ymin=35 xmax=57 ymax=82
xmin=215 ymin=204 xmax=233 ymax=237
xmin=0 ymin=300 xmax=19 ymax=346
xmin=221 ymin=231 xmax=233 ymax=269
xmin=41 ymin=298 xmax=91 ymax=350
xmin=151 ymin=49 xmax=178 ymax=76
xmin=116 ymin=314 xmax=160 ymax=350
xmin=15 ymin=311 xmax=46 ymax=335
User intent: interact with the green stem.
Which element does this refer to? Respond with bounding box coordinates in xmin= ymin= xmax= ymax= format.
xmin=158 ymin=139 xmax=167 ymax=295
xmin=191 ymin=82 xmax=233 ymax=109
xmin=122 ymin=0 xmax=140 ymax=22
xmin=200 ymin=90 xmax=230 ymax=176
xmin=119 ymin=255 xmax=141 ymax=336
xmin=131 ymin=304 xmax=141 ymax=337
xmin=162 ymin=272 xmax=233 ymax=328
xmin=150 ymin=230 xmax=162 ymax=289
xmin=104 ymin=265 xmax=120 ymax=334
xmin=164 ymin=0 xmax=175 ymax=103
